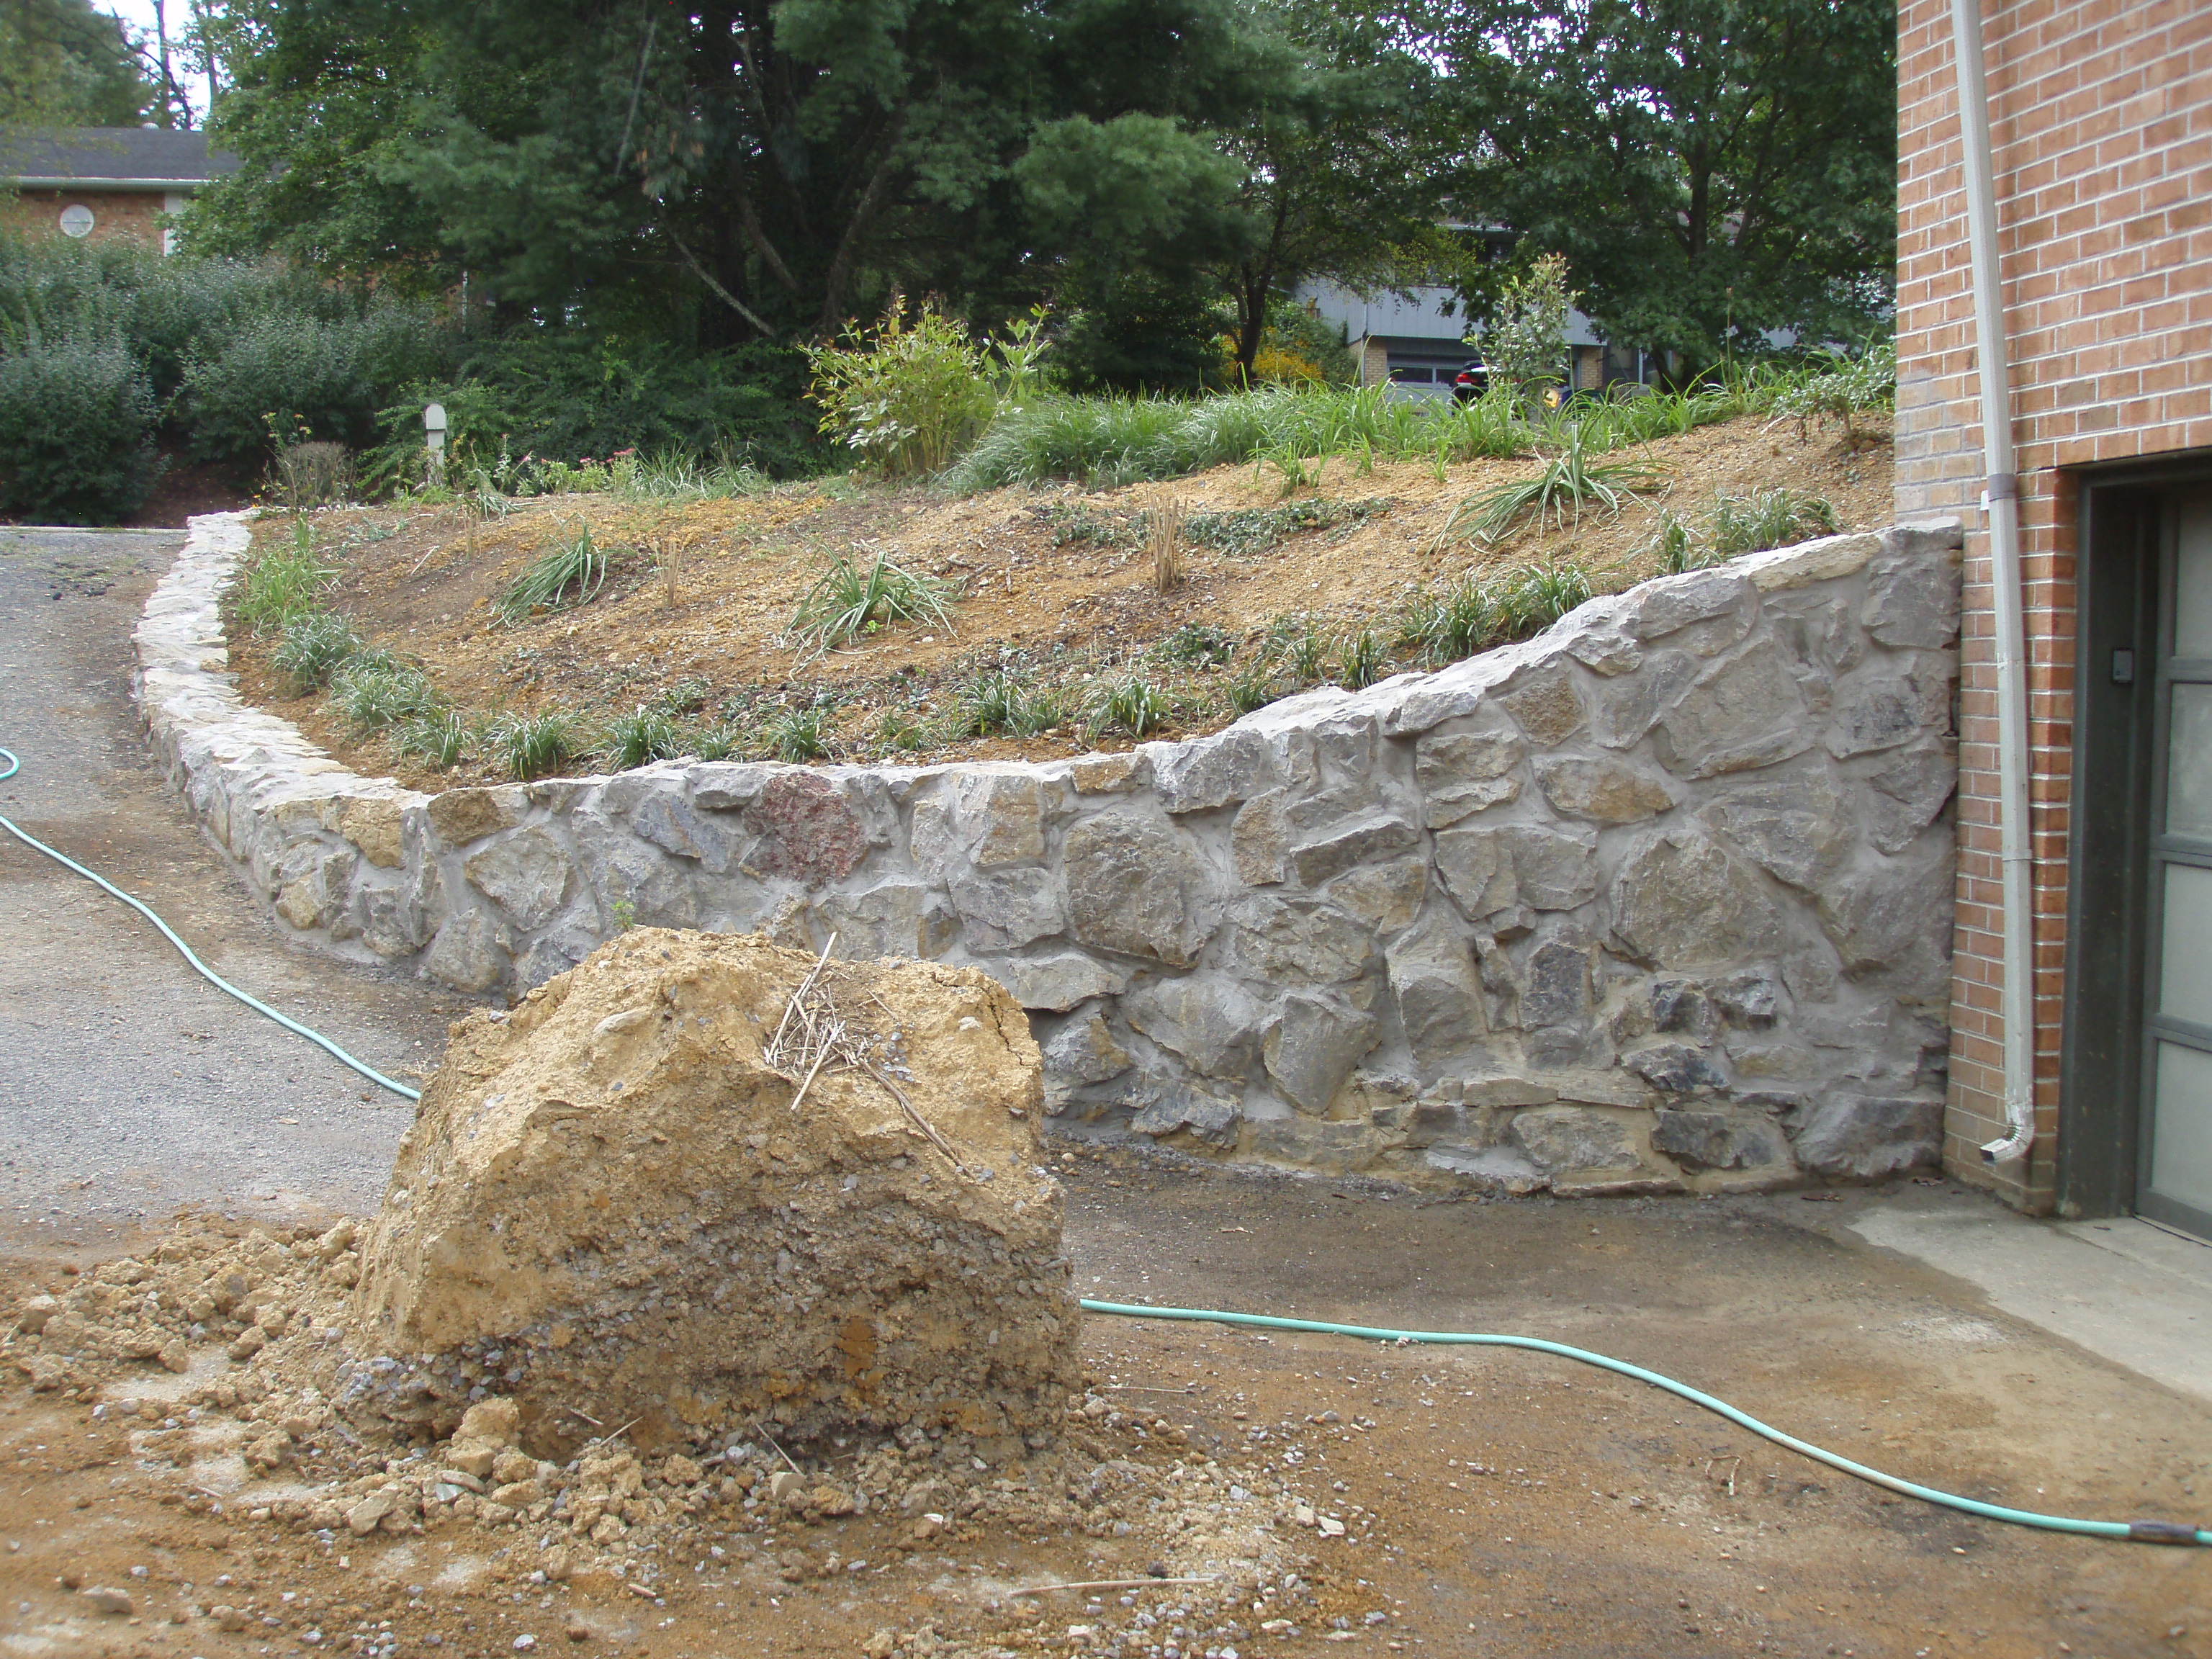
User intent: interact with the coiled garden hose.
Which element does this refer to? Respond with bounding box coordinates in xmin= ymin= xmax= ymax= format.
xmin=0 ymin=746 xmax=420 ymax=1102
xmin=1078 ymin=1300 xmax=2210 ymax=1547
xmin=1 ymin=747 xmax=2200 ymax=1549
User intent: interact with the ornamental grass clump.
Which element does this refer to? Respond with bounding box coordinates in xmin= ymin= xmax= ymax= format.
xmin=785 ymin=546 xmax=959 ymax=657
xmin=496 ymin=521 xmax=611 ymax=624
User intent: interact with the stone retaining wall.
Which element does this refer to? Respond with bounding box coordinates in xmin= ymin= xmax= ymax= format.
xmin=139 ymin=511 xmax=1965 ymax=1196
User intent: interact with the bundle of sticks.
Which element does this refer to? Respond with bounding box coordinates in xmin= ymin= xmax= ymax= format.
xmin=761 ymin=935 xmax=973 ymax=1179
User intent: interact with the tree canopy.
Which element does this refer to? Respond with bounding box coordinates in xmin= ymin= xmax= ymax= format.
xmin=0 ymin=0 xmax=156 ymax=129
xmin=178 ymin=0 xmax=1897 ymax=394
xmin=1424 ymin=0 xmax=1897 ymax=365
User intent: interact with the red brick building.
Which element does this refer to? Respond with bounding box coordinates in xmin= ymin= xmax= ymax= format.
xmin=1 ymin=127 xmax=238 ymax=253
xmin=1897 ymin=0 xmax=2212 ymax=1238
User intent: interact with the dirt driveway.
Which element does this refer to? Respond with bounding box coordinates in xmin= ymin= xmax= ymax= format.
xmin=0 ymin=528 xmax=2205 ymax=1659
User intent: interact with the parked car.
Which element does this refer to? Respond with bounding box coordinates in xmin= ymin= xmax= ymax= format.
xmin=1451 ymin=359 xmax=1491 ymax=403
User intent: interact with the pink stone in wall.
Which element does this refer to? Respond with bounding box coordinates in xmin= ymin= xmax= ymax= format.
xmin=745 ymin=772 xmax=868 ymax=886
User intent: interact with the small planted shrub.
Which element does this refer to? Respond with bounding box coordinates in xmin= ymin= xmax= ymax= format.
xmin=496 ymin=522 xmax=611 ymax=624
xmin=607 ymin=706 xmax=685 ymax=770
xmin=490 ymin=710 xmax=580 ymax=780
xmin=331 ymin=656 xmax=441 ymax=732
xmin=1085 ymin=672 xmax=1172 ymax=739
xmin=1397 ymin=577 xmax=1497 ymax=667
xmin=1709 ymin=488 xmax=1838 ymax=557
xmin=1145 ymin=495 xmax=1187 ymax=593
xmin=1491 ymin=562 xmax=1595 ymax=638
xmin=270 ymin=610 xmax=364 ymax=693
xmin=238 ymin=519 xmax=338 ymax=634
xmin=785 ymin=547 xmax=958 ymax=657
xmin=1160 ymin=621 xmax=1236 ymax=667
xmin=763 ymin=706 xmax=832 ymax=762
xmin=804 ymin=302 xmax=997 ymax=478
xmin=269 ymin=441 xmax=356 ymax=511
xmin=1332 ymin=627 xmax=1387 ymax=691
xmin=873 ymin=707 xmax=930 ymax=755
xmin=954 ymin=669 xmax=1064 ymax=739
xmin=1440 ymin=422 xmax=1664 ymax=548
xmin=396 ymin=707 xmax=475 ymax=770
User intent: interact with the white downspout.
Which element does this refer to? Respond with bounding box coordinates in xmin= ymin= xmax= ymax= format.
xmin=1948 ymin=0 xmax=2036 ymax=1166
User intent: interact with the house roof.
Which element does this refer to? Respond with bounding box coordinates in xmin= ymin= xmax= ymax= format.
xmin=0 ymin=127 xmax=241 ymax=191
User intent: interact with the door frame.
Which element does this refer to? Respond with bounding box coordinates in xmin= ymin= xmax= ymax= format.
xmin=2056 ymin=451 xmax=2212 ymax=1223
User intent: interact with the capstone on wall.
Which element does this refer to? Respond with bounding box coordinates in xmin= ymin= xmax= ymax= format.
xmin=140 ymin=513 xmax=1964 ymax=1197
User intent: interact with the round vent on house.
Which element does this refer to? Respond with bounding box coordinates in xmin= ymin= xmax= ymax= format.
xmin=58 ymin=204 xmax=95 ymax=238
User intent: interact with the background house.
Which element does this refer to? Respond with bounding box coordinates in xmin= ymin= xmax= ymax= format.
xmin=1898 ymin=0 xmax=2212 ymax=1240
xmin=1298 ymin=278 xmax=1655 ymax=398
xmin=0 ymin=127 xmax=238 ymax=253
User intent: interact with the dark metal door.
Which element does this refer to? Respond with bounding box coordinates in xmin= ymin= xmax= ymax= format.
xmin=2141 ymin=495 xmax=2212 ymax=1238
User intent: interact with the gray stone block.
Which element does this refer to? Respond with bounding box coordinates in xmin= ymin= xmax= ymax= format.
xmin=1611 ymin=827 xmax=1786 ymax=968
xmin=1385 ymin=916 xmax=1487 ymax=1074
xmin=1510 ymin=1105 xmax=1639 ymax=1174
xmin=1652 ymin=642 xmax=1815 ymax=778
xmin=1228 ymin=895 xmax=1377 ymax=984
xmin=950 ymin=866 xmax=1064 ymax=952
xmin=1622 ymin=1041 xmax=1727 ymax=1093
xmin=1061 ymin=809 xmax=1219 ymax=967
xmin=1290 ymin=809 xmax=1422 ymax=887
xmin=1650 ymin=1108 xmax=1790 ymax=1169
xmin=1698 ymin=770 xmax=1855 ymax=894
xmin=1532 ymin=755 xmax=1676 ymax=823
xmin=1789 ymin=1092 xmax=1942 ymax=1178
xmin=1263 ymin=992 xmax=1380 ymax=1113
xmin=1415 ymin=728 xmax=1525 ymax=827
xmin=464 ymin=827 xmax=574 ymax=930
xmin=1124 ymin=974 xmax=1266 ymax=1081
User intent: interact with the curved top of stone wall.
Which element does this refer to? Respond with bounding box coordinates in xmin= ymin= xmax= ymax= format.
xmin=140 ymin=511 xmax=1965 ymax=1195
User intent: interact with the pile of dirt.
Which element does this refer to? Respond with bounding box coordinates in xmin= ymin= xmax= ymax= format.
xmin=349 ymin=928 xmax=1081 ymax=1459
xmin=3 ymin=1210 xmax=1316 ymax=1657
xmin=226 ymin=414 xmax=1894 ymax=788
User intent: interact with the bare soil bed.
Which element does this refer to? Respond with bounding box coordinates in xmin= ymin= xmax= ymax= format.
xmin=227 ymin=416 xmax=1892 ymax=792
xmin=4 ymin=1162 xmax=2205 ymax=1659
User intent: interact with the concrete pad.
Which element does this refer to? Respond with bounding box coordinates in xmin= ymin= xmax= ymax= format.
xmin=1849 ymin=1192 xmax=2212 ymax=1405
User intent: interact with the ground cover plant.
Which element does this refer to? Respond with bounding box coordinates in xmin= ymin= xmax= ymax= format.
xmin=222 ymin=399 xmax=1893 ymax=791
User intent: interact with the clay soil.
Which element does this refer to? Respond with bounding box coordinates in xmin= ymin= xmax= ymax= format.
xmin=4 ymin=1161 xmax=2206 ymax=1659
xmin=226 ymin=416 xmax=1893 ymax=792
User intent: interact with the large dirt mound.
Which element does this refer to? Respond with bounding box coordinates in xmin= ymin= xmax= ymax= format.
xmin=348 ymin=928 xmax=1079 ymax=1457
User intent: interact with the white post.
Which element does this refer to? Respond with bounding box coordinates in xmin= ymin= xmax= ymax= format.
xmin=423 ymin=403 xmax=449 ymax=488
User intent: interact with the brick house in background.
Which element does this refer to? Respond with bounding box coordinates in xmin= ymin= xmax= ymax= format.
xmin=0 ymin=127 xmax=238 ymax=253
xmin=1897 ymin=0 xmax=2212 ymax=1238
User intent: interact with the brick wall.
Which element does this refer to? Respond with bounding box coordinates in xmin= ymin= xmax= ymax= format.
xmin=1895 ymin=0 xmax=2212 ymax=1210
xmin=0 ymin=189 xmax=175 ymax=249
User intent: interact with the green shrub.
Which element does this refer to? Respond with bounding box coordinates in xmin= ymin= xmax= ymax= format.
xmin=1159 ymin=621 xmax=1236 ymax=667
xmin=396 ymin=708 xmax=475 ymax=770
xmin=1331 ymin=627 xmax=1388 ymax=691
xmin=1763 ymin=341 xmax=1896 ymax=436
xmin=270 ymin=611 xmax=364 ymax=692
xmin=365 ymin=336 xmax=817 ymax=493
xmin=805 ymin=304 xmax=997 ymax=478
xmin=873 ymin=708 xmax=930 ymax=754
xmin=1440 ymin=423 xmax=1665 ymax=548
xmin=954 ymin=670 xmax=1065 ymax=739
xmin=0 ymin=333 xmax=162 ymax=522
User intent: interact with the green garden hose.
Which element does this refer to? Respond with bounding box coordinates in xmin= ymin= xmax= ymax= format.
xmin=0 ymin=746 xmax=420 ymax=1102
xmin=1 ymin=745 xmax=2201 ymax=1550
xmin=1077 ymin=1301 xmax=2209 ymax=1546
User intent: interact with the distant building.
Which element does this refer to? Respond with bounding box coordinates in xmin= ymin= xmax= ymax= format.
xmin=1297 ymin=279 xmax=1662 ymax=399
xmin=1 ymin=127 xmax=239 ymax=253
